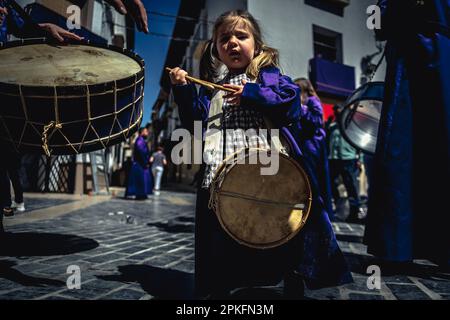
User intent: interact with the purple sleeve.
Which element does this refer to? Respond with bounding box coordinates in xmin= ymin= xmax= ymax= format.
xmin=5 ymin=2 xmax=44 ymax=39
xmin=241 ymin=67 xmax=302 ymax=125
xmin=304 ymin=95 xmax=324 ymax=128
xmin=241 ymin=75 xmax=299 ymax=108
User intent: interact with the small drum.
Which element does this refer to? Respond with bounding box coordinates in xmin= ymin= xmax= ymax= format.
xmin=209 ymin=148 xmax=313 ymax=249
xmin=338 ymin=82 xmax=384 ymax=155
xmin=0 ymin=39 xmax=144 ymax=155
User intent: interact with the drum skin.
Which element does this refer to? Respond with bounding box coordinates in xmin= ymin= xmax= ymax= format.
xmin=0 ymin=39 xmax=145 ymax=155
xmin=211 ymin=149 xmax=313 ymax=249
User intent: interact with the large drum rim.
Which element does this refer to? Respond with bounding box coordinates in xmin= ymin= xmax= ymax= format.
xmin=0 ymin=38 xmax=145 ymax=155
xmin=338 ymin=81 xmax=385 ymax=155
xmin=212 ymin=148 xmax=313 ymax=250
xmin=342 ymin=81 xmax=384 ymax=107
xmin=0 ymin=105 xmax=143 ymax=153
xmin=0 ymin=38 xmax=145 ymax=90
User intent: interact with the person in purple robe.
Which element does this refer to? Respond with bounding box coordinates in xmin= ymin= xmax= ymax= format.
xmin=170 ymin=10 xmax=352 ymax=299
xmin=364 ymin=0 xmax=450 ymax=270
xmin=1 ymin=0 xmax=148 ymax=45
xmin=0 ymin=0 xmax=83 ymax=44
xmin=294 ymin=78 xmax=334 ymax=219
xmin=125 ymin=127 xmax=153 ymax=200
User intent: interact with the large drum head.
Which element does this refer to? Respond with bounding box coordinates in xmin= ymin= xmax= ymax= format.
xmin=338 ymin=82 xmax=384 ymax=155
xmin=212 ymin=149 xmax=312 ymax=249
xmin=0 ymin=40 xmax=144 ymax=155
xmin=0 ymin=44 xmax=142 ymax=86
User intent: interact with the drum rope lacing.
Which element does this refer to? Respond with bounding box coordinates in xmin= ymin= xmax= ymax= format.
xmin=1 ymin=75 xmax=144 ymax=155
xmin=41 ymin=121 xmax=62 ymax=156
xmin=0 ymin=41 xmax=146 ymax=155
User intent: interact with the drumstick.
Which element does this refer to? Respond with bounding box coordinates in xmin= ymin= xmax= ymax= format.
xmin=165 ymin=67 xmax=237 ymax=93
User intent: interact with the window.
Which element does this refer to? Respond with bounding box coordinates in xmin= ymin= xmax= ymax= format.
xmin=305 ymin=0 xmax=350 ymax=17
xmin=313 ymin=25 xmax=343 ymax=63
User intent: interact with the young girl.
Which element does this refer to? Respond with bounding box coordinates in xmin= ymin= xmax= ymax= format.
xmin=170 ymin=10 xmax=352 ymax=299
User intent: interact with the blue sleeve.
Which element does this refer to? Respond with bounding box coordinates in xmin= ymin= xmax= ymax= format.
xmin=4 ymin=2 xmax=42 ymax=39
xmin=172 ymin=84 xmax=210 ymax=134
xmin=240 ymin=67 xmax=302 ymax=126
xmin=303 ymin=95 xmax=324 ymax=128
xmin=134 ymin=138 xmax=149 ymax=167
xmin=7 ymin=5 xmax=25 ymax=37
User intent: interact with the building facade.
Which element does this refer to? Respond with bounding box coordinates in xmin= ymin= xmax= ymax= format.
xmin=181 ymin=0 xmax=385 ymax=112
xmin=154 ymin=0 xmax=386 ymax=186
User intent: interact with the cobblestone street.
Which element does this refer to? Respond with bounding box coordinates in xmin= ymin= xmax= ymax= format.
xmin=1 ymin=190 xmax=449 ymax=300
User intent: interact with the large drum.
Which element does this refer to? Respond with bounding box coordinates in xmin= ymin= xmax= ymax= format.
xmin=338 ymin=81 xmax=384 ymax=155
xmin=0 ymin=39 xmax=144 ymax=155
xmin=209 ymin=148 xmax=313 ymax=249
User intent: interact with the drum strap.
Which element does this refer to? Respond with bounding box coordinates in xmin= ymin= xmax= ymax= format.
xmin=203 ymin=89 xmax=287 ymax=167
xmin=205 ymin=86 xmax=289 ymax=211
xmin=262 ymin=117 xmax=288 ymax=155
xmin=203 ymin=89 xmax=225 ymax=167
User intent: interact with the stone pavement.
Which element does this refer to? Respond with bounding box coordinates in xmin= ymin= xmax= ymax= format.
xmin=0 ymin=190 xmax=449 ymax=300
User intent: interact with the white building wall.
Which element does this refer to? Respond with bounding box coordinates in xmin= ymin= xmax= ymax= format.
xmin=247 ymin=0 xmax=385 ymax=85
xmin=205 ymin=0 xmax=247 ymax=35
xmin=91 ymin=0 xmax=128 ymax=46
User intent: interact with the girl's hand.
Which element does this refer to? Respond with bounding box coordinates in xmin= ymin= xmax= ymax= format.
xmin=223 ymin=79 xmax=247 ymax=106
xmin=169 ymin=67 xmax=188 ymax=85
xmin=38 ymin=23 xmax=84 ymax=42
xmin=0 ymin=7 xmax=8 ymax=25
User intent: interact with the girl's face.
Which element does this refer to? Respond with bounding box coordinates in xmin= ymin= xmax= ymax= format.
xmin=215 ymin=20 xmax=256 ymax=73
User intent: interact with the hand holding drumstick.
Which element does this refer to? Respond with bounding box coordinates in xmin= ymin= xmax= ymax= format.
xmin=167 ymin=67 xmax=238 ymax=93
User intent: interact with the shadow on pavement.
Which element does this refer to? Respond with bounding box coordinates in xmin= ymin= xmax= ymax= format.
xmin=344 ymin=252 xmax=450 ymax=280
xmin=335 ymin=233 xmax=364 ymax=243
xmin=0 ymin=232 xmax=99 ymax=256
xmin=97 ymin=265 xmax=194 ymax=299
xmin=147 ymin=216 xmax=195 ymax=233
xmin=0 ymin=260 xmax=65 ymax=287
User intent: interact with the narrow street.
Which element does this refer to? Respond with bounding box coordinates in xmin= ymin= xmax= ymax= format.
xmin=1 ymin=189 xmax=448 ymax=300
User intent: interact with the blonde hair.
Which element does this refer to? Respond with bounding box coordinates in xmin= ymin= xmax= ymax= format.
xmin=294 ymin=77 xmax=318 ymax=105
xmin=200 ymin=10 xmax=279 ymax=83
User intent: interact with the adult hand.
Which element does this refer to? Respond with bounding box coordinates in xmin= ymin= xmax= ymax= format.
xmin=38 ymin=23 xmax=84 ymax=42
xmin=107 ymin=0 xmax=149 ymax=34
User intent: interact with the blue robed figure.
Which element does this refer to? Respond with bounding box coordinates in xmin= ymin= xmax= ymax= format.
xmin=125 ymin=128 xmax=153 ymax=199
xmin=364 ymin=0 xmax=450 ymax=267
xmin=0 ymin=0 xmax=39 ymax=43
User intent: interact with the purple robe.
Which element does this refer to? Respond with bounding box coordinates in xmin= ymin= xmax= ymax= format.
xmin=0 ymin=0 xmax=45 ymax=43
xmin=364 ymin=0 xmax=450 ymax=265
xmin=173 ymin=66 xmax=352 ymax=296
xmin=125 ymin=136 xmax=153 ymax=199
xmin=299 ymin=95 xmax=334 ymax=216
